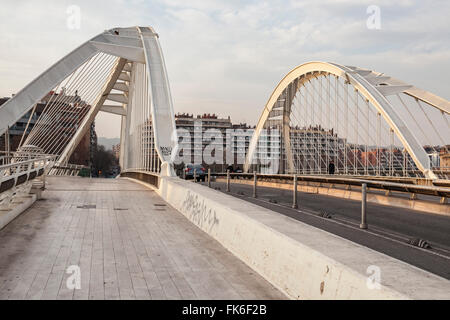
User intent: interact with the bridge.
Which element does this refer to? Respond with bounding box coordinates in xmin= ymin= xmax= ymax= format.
xmin=0 ymin=26 xmax=449 ymax=300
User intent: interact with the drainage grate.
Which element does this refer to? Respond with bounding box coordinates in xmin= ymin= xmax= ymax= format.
xmin=408 ymin=238 xmax=431 ymax=249
xmin=318 ymin=211 xmax=333 ymax=219
xmin=114 ymin=208 xmax=128 ymax=211
xmin=154 ymin=204 xmax=166 ymax=207
xmin=77 ymin=204 xmax=96 ymax=209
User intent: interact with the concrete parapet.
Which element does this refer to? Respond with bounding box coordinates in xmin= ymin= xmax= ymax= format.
xmin=156 ymin=176 xmax=450 ymax=300
xmin=0 ymin=194 xmax=36 ymax=231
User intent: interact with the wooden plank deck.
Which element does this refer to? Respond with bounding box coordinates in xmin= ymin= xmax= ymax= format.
xmin=0 ymin=176 xmax=285 ymax=300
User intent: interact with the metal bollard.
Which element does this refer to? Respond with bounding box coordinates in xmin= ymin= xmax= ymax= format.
xmin=360 ymin=183 xmax=368 ymax=229
xmin=193 ymin=170 xmax=197 ymax=183
xmin=226 ymin=170 xmax=230 ymax=192
xmin=292 ymin=174 xmax=298 ymax=209
xmin=207 ymin=168 xmax=211 ymax=187
xmin=253 ymin=172 xmax=257 ymax=198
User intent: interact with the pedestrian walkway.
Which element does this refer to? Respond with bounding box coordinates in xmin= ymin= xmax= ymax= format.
xmin=0 ymin=177 xmax=285 ymax=300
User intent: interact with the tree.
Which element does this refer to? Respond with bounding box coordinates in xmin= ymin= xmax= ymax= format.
xmin=91 ymin=145 xmax=118 ymax=177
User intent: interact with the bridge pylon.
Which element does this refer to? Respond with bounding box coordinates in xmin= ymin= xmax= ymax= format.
xmin=0 ymin=26 xmax=178 ymax=176
xmin=244 ymin=61 xmax=450 ymax=180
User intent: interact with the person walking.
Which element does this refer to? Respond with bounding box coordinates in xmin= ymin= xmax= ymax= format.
xmin=328 ymin=161 xmax=335 ymax=175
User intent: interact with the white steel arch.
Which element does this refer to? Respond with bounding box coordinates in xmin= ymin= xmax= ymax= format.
xmin=0 ymin=26 xmax=177 ymax=176
xmin=244 ymin=61 xmax=450 ymax=179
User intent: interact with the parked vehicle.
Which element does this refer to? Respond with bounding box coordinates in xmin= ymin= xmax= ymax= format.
xmin=184 ymin=164 xmax=206 ymax=181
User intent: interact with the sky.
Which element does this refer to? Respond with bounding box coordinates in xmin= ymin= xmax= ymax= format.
xmin=0 ymin=0 xmax=449 ymax=138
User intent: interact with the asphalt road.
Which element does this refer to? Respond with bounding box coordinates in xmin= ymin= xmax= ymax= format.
xmin=203 ymin=180 xmax=450 ymax=279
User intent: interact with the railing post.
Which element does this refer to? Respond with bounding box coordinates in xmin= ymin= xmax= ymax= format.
xmin=42 ymin=162 xmax=47 ymax=188
xmin=5 ymin=126 xmax=10 ymax=164
xmin=226 ymin=170 xmax=230 ymax=192
xmin=292 ymin=174 xmax=298 ymax=209
xmin=360 ymin=183 xmax=368 ymax=229
xmin=207 ymin=168 xmax=211 ymax=188
xmin=193 ymin=169 xmax=197 ymax=183
xmin=253 ymin=172 xmax=257 ymax=198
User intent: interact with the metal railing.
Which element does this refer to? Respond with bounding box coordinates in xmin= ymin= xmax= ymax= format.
xmin=210 ymin=172 xmax=450 ymax=200
xmin=49 ymin=164 xmax=89 ymax=176
xmin=0 ymin=154 xmax=57 ymax=197
xmin=204 ymin=171 xmax=449 ymax=230
xmin=315 ymin=174 xmax=450 ymax=188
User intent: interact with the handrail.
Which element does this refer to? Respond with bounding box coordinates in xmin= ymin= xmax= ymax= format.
xmin=48 ymin=162 xmax=89 ymax=176
xmin=211 ymin=172 xmax=450 ymax=198
xmin=51 ymin=164 xmax=89 ymax=170
xmin=0 ymin=154 xmax=57 ymax=196
xmin=0 ymin=155 xmax=56 ymax=171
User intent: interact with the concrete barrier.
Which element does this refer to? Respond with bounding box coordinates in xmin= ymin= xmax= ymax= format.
xmin=121 ymin=170 xmax=159 ymax=188
xmin=156 ymin=176 xmax=450 ymax=300
xmin=0 ymin=194 xmax=36 ymax=231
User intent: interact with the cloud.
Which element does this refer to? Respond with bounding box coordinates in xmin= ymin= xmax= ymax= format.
xmin=0 ymin=0 xmax=449 ymax=138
